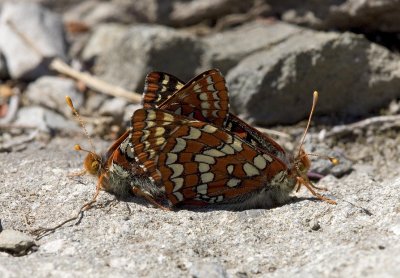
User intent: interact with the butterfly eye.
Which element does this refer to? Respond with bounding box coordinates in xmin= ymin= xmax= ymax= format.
xmin=91 ymin=161 xmax=100 ymax=172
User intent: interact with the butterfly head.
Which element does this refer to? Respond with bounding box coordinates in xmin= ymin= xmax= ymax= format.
xmin=74 ymin=144 xmax=103 ymax=176
xmin=288 ymin=91 xmax=337 ymax=204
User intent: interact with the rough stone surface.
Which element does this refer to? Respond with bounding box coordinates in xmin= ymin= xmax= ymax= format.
xmin=0 ymin=134 xmax=399 ymax=276
xmin=170 ymin=0 xmax=253 ymax=27
xmin=0 ymin=51 xmax=9 ymax=79
xmin=63 ymin=1 xmax=135 ymax=26
xmin=0 ymin=2 xmax=67 ymax=80
xmin=202 ymin=20 xmax=302 ymax=74
xmin=81 ymin=24 xmax=129 ymax=63
xmin=25 ymin=76 xmax=83 ymax=117
xmin=268 ymin=0 xmax=400 ymax=32
xmin=93 ymin=24 xmax=205 ymax=92
xmin=226 ymin=31 xmax=400 ymax=125
xmin=118 ymin=0 xmax=253 ymax=26
xmin=99 ymin=97 xmax=128 ymax=120
xmin=0 ymin=230 xmax=36 ymax=255
xmin=14 ymin=106 xmax=79 ymax=134
xmin=123 ymin=0 xmax=173 ymax=25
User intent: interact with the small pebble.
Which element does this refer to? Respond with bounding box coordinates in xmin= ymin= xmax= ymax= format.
xmin=0 ymin=229 xmax=36 ymax=256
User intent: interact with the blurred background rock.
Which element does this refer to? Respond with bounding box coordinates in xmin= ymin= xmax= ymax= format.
xmin=0 ymin=0 xmax=399 ymax=145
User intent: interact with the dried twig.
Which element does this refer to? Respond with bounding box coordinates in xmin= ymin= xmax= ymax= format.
xmin=324 ymin=114 xmax=400 ymax=138
xmin=50 ymin=58 xmax=142 ymax=103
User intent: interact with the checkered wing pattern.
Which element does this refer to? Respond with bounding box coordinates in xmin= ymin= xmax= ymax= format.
xmin=142 ymin=70 xmax=286 ymax=160
xmin=143 ymin=72 xmax=185 ymax=109
xmin=131 ymin=108 xmax=287 ymax=206
xmin=143 ymin=69 xmax=229 ymax=127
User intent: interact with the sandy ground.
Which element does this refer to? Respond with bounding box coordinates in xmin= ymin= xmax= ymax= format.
xmin=0 ymin=134 xmax=399 ymax=277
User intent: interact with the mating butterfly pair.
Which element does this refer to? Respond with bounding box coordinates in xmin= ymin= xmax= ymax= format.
xmin=74 ymin=69 xmax=335 ymax=210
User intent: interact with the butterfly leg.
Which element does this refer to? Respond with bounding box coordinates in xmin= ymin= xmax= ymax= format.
xmin=131 ymin=186 xmax=171 ymax=211
xmin=296 ymin=177 xmax=337 ymax=205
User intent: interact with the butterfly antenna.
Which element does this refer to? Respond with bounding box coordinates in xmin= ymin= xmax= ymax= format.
xmin=306 ymin=153 xmax=339 ymax=165
xmin=297 ymin=91 xmax=318 ymax=157
xmin=65 ymin=96 xmax=96 ymax=153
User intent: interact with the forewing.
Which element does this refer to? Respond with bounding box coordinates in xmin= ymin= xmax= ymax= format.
xmin=142 ymin=72 xmax=185 ymax=108
xmin=226 ymin=114 xmax=286 ymax=161
xmin=144 ymin=69 xmax=229 ymax=127
xmin=131 ymin=108 xmax=287 ymax=206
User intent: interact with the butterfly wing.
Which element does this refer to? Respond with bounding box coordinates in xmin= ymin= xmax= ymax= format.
xmin=226 ymin=114 xmax=287 ymax=161
xmin=143 ymin=69 xmax=229 ymax=127
xmin=131 ymin=108 xmax=287 ymax=206
xmin=142 ymin=70 xmax=286 ymax=161
xmin=143 ymin=72 xmax=185 ymax=108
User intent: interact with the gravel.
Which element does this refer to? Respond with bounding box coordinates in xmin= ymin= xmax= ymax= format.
xmin=1 ymin=135 xmax=399 ymax=277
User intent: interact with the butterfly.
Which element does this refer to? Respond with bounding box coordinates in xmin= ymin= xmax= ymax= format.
xmin=69 ymin=70 xmax=335 ymax=210
xmin=137 ymin=70 xmax=335 ymax=207
xmin=130 ymin=108 xmax=293 ymax=208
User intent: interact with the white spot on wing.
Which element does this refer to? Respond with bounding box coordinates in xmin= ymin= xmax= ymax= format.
xmin=243 ymin=163 xmax=260 ymax=177
xmin=194 ymin=154 xmax=216 ymax=164
xmin=193 ymin=84 xmax=201 ymax=92
xmin=171 ymin=138 xmax=186 ymax=153
xmin=263 ymin=154 xmax=273 ymax=162
xmin=254 ymin=155 xmax=267 ymax=170
xmin=201 ymin=172 xmax=214 ymax=183
xmin=163 ymin=113 xmax=174 ymax=122
xmin=196 ymin=184 xmax=208 ymax=195
xmin=220 ymin=144 xmax=235 ymax=155
xmin=162 ymin=75 xmax=170 ymax=85
xmin=201 ymin=102 xmax=210 ymax=109
xmin=172 ymin=178 xmax=184 ymax=192
xmin=166 ymin=153 xmax=178 ymax=165
xmin=146 ymin=110 xmax=156 ymax=120
xmin=201 ymin=125 xmax=218 ymax=134
xmin=169 ymin=164 xmax=184 ymax=179
xmin=199 ymin=93 xmax=208 ymax=101
xmin=227 ymin=178 xmax=241 ymax=187
xmin=203 ymin=149 xmax=225 ymax=157
xmin=173 ymin=192 xmax=184 ymax=201
xmin=198 ymin=163 xmax=210 ymax=173
xmin=231 ymin=139 xmax=243 ymax=152
xmin=183 ymin=127 xmax=202 ymax=140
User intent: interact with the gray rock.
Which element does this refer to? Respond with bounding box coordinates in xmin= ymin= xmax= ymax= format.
xmin=0 ymin=2 xmax=67 ymax=80
xmin=94 ymin=24 xmax=205 ymax=92
xmin=226 ymin=31 xmax=400 ymax=125
xmin=83 ymin=92 xmax=108 ymax=114
xmin=0 ymin=51 xmax=9 ymax=79
xmin=123 ymin=0 xmax=248 ymax=26
xmin=63 ymin=1 xmax=135 ymax=26
xmin=15 ymin=106 xmax=79 ymax=133
xmin=99 ymin=97 xmax=128 ymax=120
xmin=306 ymin=144 xmax=353 ymax=178
xmin=81 ymin=23 xmax=129 ymax=63
xmin=0 ymin=230 xmax=36 ymax=255
xmin=203 ymin=21 xmax=302 ymax=74
xmin=269 ymin=0 xmax=400 ymax=32
xmin=25 ymin=76 xmax=83 ymax=117
xmin=125 ymin=0 xmax=173 ymax=25
xmin=170 ymin=0 xmax=253 ymax=27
